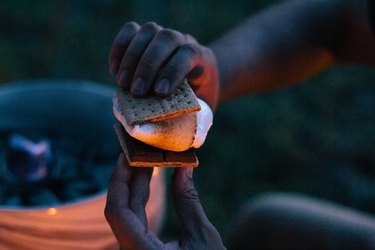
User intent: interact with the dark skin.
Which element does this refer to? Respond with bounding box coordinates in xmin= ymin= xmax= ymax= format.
xmin=104 ymin=154 xmax=225 ymax=250
xmin=108 ymin=0 xmax=374 ymax=107
xmin=211 ymin=0 xmax=375 ymax=102
xmin=108 ymin=22 xmax=219 ymax=110
xmin=106 ymin=0 xmax=374 ymax=248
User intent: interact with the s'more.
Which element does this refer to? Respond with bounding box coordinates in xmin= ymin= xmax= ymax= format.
xmin=113 ymin=81 xmax=213 ymax=168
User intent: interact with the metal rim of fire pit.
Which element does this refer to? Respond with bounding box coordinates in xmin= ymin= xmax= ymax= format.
xmin=0 ymin=79 xmax=117 ymax=210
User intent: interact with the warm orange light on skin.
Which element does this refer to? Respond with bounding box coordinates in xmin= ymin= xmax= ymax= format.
xmin=47 ymin=208 xmax=57 ymax=216
xmin=153 ymin=168 xmax=159 ymax=176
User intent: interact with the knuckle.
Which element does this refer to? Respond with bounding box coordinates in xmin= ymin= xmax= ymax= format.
xmin=163 ymin=62 xmax=183 ymax=75
xmin=120 ymin=22 xmax=139 ymax=34
xmin=184 ymin=189 xmax=199 ymax=200
xmin=113 ymin=22 xmax=139 ymax=46
xmin=203 ymin=47 xmax=214 ymax=57
xmin=124 ymin=21 xmax=139 ymax=31
xmin=156 ymin=28 xmax=181 ymax=43
xmin=139 ymin=56 xmax=156 ymax=70
xmin=141 ymin=22 xmax=161 ymax=32
xmin=180 ymin=43 xmax=201 ymax=57
xmin=175 ymin=187 xmax=200 ymax=201
xmin=184 ymin=33 xmax=197 ymax=43
xmin=202 ymin=47 xmax=216 ymax=63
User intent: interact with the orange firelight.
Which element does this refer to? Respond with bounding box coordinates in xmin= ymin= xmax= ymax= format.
xmin=47 ymin=207 xmax=57 ymax=216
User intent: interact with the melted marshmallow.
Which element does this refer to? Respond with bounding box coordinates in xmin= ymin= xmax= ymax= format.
xmin=113 ymin=96 xmax=213 ymax=152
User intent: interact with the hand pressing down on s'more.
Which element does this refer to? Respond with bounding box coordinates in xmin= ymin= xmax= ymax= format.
xmin=113 ymin=80 xmax=213 ymax=168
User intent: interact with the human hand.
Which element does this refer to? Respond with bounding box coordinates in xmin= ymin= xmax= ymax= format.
xmin=108 ymin=22 xmax=219 ymax=110
xmin=104 ymin=154 xmax=226 ymax=250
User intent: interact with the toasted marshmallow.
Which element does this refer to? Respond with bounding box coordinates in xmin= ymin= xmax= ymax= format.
xmin=113 ymin=97 xmax=213 ymax=152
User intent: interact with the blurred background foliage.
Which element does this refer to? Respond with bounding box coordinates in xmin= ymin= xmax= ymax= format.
xmin=1 ymin=0 xmax=375 ymax=245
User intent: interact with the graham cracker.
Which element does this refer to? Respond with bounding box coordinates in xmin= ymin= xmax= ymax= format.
xmin=115 ymin=80 xmax=200 ymax=126
xmin=114 ymin=124 xmax=199 ymax=168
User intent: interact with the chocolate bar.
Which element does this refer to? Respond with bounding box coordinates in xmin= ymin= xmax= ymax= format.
xmin=114 ymin=124 xmax=199 ymax=168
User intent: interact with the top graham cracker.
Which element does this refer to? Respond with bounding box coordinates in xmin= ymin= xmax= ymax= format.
xmin=115 ymin=80 xmax=201 ymax=125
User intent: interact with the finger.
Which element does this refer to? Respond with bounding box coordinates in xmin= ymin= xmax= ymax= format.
xmin=171 ymin=168 xmax=214 ymax=238
xmin=154 ymin=43 xmax=202 ymax=96
xmin=105 ymin=155 xmax=163 ymax=249
xmin=131 ymin=28 xmax=184 ymax=97
xmin=105 ymin=153 xmax=132 ymax=210
xmin=109 ymin=22 xmax=140 ymax=75
xmin=105 ymin=154 xmax=140 ymax=243
xmin=117 ymin=22 xmax=162 ymax=88
xmin=129 ymin=167 xmax=153 ymax=228
xmin=187 ymin=47 xmax=219 ymax=111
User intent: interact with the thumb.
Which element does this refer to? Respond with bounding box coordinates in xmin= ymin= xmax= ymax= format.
xmin=171 ymin=168 xmax=212 ymax=238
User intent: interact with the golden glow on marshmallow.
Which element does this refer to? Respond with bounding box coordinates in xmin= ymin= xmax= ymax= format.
xmin=113 ymin=96 xmax=213 ymax=152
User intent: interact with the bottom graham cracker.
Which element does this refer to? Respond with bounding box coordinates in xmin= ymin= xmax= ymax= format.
xmin=114 ymin=124 xmax=199 ymax=168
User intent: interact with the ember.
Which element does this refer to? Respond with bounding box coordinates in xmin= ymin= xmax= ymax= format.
xmin=6 ymin=133 xmax=52 ymax=181
xmin=0 ymin=131 xmax=116 ymax=207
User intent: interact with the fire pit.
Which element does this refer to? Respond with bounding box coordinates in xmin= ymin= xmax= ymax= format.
xmin=0 ymin=80 xmax=165 ymax=249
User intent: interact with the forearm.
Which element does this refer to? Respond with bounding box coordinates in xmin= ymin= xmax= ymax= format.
xmin=210 ymin=0 xmax=375 ymax=103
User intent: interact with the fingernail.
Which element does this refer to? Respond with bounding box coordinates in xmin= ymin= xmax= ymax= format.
xmin=186 ymin=167 xmax=193 ymax=178
xmin=117 ymin=70 xmax=128 ymax=87
xmin=131 ymin=77 xmax=146 ymax=95
xmin=109 ymin=60 xmax=118 ymax=75
xmin=155 ymin=78 xmax=170 ymax=95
